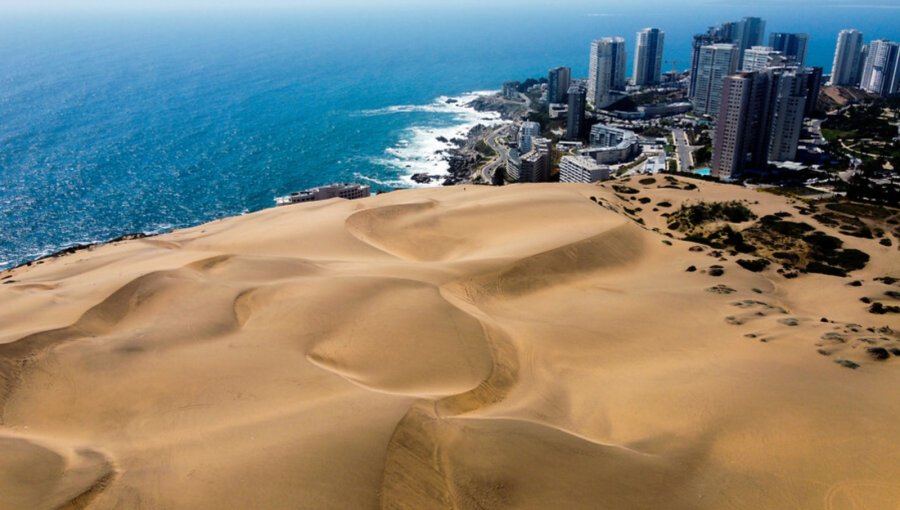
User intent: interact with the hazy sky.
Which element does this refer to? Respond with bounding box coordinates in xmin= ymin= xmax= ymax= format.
xmin=6 ymin=0 xmax=898 ymax=11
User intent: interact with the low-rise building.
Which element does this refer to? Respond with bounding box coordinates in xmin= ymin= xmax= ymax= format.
xmin=275 ymin=183 xmax=371 ymax=206
xmin=560 ymin=155 xmax=610 ymax=183
xmin=502 ymin=81 xmax=520 ymax=100
xmin=579 ymin=124 xmax=642 ymax=164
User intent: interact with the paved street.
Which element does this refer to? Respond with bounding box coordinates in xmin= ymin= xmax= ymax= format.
xmin=480 ymin=125 xmax=512 ymax=183
xmin=672 ymin=128 xmax=694 ymax=171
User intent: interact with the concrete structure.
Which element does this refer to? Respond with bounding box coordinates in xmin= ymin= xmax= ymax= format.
xmin=830 ymin=29 xmax=866 ymax=86
xmin=580 ymin=125 xmax=642 ymax=164
xmin=502 ymin=81 xmax=520 ymax=100
xmin=548 ymin=67 xmax=572 ymax=105
xmin=690 ymin=18 xmax=765 ymax=95
xmin=693 ymin=43 xmax=739 ymax=116
xmin=742 ymin=46 xmax=791 ymax=72
xmin=769 ymin=32 xmax=809 ymax=66
xmin=548 ymin=103 xmax=568 ymax=120
xmin=560 ymin=155 xmax=610 ymax=183
xmin=640 ymin=102 xmax=693 ymax=117
xmin=712 ymin=72 xmax=771 ymax=180
xmin=768 ymin=69 xmax=810 ymax=162
xmin=508 ymin=137 xmax=552 ymax=183
xmin=518 ymin=121 xmax=542 ymax=153
xmin=735 ymin=17 xmax=767 ymax=67
xmin=590 ymin=124 xmax=632 ymax=147
xmin=588 ymin=37 xmax=627 ymax=108
xmin=802 ymin=67 xmax=824 ymax=116
xmin=860 ymin=39 xmax=900 ymax=97
xmin=566 ymin=82 xmax=588 ymax=140
xmin=633 ymin=28 xmax=665 ymax=86
xmin=690 ymin=33 xmax=719 ymax=98
xmin=712 ymin=68 xmax=810 ymax=180
xmin=275 ymin=183 xmax=370 ymax=206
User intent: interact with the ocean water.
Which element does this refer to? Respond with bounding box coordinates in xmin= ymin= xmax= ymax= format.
xmin=1 ymin=4 xmax=898 ymax=269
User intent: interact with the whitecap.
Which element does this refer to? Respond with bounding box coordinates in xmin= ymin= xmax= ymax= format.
xmin=364 ymin=90 xmax=508 ymax=187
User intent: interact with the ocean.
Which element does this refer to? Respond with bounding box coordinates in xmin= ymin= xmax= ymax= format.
xmin=2 ymin=3 xmax=898 ymax=269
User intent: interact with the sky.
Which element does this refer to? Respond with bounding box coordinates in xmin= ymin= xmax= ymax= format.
xmin=3 ymin=0 xmax=899 ymax=12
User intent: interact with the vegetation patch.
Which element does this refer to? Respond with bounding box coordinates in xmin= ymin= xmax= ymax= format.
xmin=668 ymin=201 xmax=757 ymax=231
xmin=706 ymin=285 xmax=736 ymax=295
xmin=737 ymin=259 xmax=771 ymax=272
xmin=673 ymin=211 xmax=872 ymax=278
xmin=708 ymin=266 xmax=725 ymax=277
xmin=835 ymin=359 xmax=860 ymax=369
xmin=869 ymin=302 xmax=900 ymax=315
xmin=825 ymin=201 xmax=895 ymax=219
xmin=612 ymin=185 xmax=640 ymax=195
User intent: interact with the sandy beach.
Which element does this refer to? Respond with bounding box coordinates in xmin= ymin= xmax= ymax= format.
xmin=1 ymin=177 xmax=898 ymax=509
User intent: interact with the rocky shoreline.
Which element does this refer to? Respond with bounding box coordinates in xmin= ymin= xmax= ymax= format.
xmin=411 ymin=93 xmax=523 ymax=186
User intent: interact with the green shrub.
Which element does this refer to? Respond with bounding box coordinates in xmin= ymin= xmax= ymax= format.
xmin=806 ymin=262 xmax=848 ymax=277
xmin=737 ymin=259 xmax=771 ymax=272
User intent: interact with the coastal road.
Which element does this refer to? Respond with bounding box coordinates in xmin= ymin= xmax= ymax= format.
xmin=672 ymin=128 xmax=694 ymax=171
xmin=480 ymin=125 xmax=512 ymax=183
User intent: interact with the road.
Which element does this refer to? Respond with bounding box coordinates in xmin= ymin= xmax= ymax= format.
xmin=480 ymin=125 xmax=512 ymax=183
xmin=672 ymin=128 xmax=694 ymax=171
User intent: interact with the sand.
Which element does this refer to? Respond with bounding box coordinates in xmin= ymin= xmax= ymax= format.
xmin=1 ymin=178 xmax=898 ymax=509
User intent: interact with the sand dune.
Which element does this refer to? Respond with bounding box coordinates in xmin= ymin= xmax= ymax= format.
xmin=1 ymin=179 xmax=898 ymax=509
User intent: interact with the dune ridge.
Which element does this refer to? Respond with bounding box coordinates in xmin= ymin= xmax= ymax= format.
xmin=1 ymin=180 xmax=898 ymax=509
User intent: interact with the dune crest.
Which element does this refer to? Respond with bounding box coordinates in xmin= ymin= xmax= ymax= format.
xmin=1 ymin=180 xmax=898 ymax=509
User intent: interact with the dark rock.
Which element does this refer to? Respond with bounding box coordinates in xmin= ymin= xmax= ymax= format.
xmin=411 ymin=173 xmax=436 ymax=184
xmin=686 ymin=266 xmax=697 ymax=272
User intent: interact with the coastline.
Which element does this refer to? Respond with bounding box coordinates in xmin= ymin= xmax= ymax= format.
xmin=359 ymin=90 xmax=521 ymax=188
xmin=410 ymin=92 xmax=527 ymax=186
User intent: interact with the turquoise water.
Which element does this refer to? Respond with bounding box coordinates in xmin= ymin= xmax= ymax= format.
xmin=695 ymin=169 xmax=712 ymax=176
xmin=2 ymin=5 xmax=898 ymax=269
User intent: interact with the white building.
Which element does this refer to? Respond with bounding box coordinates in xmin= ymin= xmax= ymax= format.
xmin=742 ymin=46 xmax=791 ymax=72
xmin=578 ymin=124 xmax=642 ymax=165
xmin=588 ymin=37 xmax=627 ymax=108
xmin=560 ymin=155 xmax=610 ymax=183
xmin=633 ymin=28 xmax=665 ymax=86
xmin=692 ymin=43 xmax=739 ymax=117
xmin=507 ymin=137 xmax=552 ymax=183
xmin=860 ymin=39 xmax=900 ymax=97
xmin=275 ymin=183 xmax=370 ymax=206
xmin=830 ymin=29 xmax=866 ymax=86
xmin=518 ymin=121 xmax=542 ymax=153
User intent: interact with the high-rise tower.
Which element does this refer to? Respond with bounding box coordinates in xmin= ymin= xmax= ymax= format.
xmin=633 ymin=28 xmax=665 ymax=86
xmin=587 ymin=37 xmax=627 ymax=108
xmin=830 ymin=29 xmax=866 ymax=86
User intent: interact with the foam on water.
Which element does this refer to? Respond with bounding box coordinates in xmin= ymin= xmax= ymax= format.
xmin=361 ymin=91 xmax=506 ymax=187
